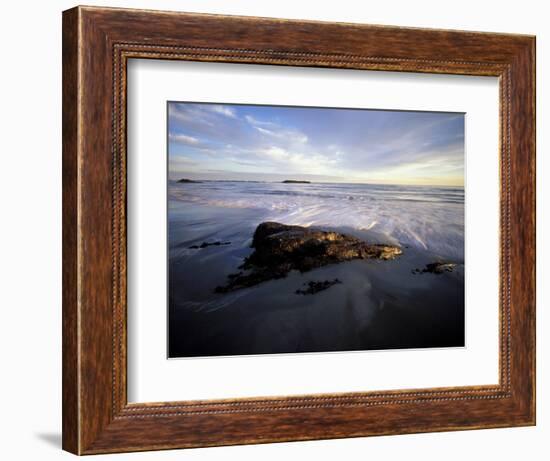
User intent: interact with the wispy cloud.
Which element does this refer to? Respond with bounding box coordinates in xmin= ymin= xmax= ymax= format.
xmin=254 ymin=126 xmax=308 ymax=144
xmin=209 ymin=104 xmax=237 ymax=118
xmin=245 ymin=115 xmax=276 ymax=127
xmin=245 ymin=111 xmax=310 ymax=145
xmin=169 ymin=133 xmax=200 ymax=145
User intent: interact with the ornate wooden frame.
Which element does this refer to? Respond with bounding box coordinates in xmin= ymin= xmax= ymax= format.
xmin=62 ymin=5 xmax=536 ymax=455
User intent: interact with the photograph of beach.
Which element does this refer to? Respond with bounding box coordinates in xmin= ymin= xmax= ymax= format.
xmin=167 ymin=102 xmax=465 ymax=358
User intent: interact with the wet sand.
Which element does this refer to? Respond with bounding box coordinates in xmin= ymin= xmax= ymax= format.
xmin=168 ymin=202 xmax=464 ymax=358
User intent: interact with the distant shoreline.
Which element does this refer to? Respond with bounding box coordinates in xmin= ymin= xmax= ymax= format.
xmin=172 ymin=178 xmax=464 ymax=188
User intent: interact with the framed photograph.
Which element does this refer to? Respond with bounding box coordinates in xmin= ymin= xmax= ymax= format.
xmin=62 ymin=6 xmax=535 ymax=455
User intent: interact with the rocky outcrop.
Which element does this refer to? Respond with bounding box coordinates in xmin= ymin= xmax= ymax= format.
xmin=412 ymin=262 xmax=457 ymax=274
xmin=189 ymin=241 xmax=231 ymax=249
xmin=177 ymin=178 xmax=201 ymax=183
xmin=295 ymin=279 xmax=342 ymax=295
xmin=282 ymin=180 xmax=311 ymax=184
xmin=215 ymin=222 xmax=402 ymax=293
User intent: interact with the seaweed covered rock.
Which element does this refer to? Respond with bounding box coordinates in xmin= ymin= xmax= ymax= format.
xmin=412 ymin=262 xmax=457 ymax=275
xmin=189 ymin=241 xmax=231 ymax=249
xmin=295 ymin=279 xmax=342 ymax=295
xmin=215 ymin=222 xmax=402 ymax=293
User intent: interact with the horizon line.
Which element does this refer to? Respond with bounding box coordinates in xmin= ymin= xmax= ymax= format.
xmin=170 ymin=178 xmax=465 ymax=188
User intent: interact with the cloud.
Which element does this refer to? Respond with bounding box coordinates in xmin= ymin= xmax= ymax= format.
xmin=255 ymin=126 xmax=308 ymax=143
xmin=168 ymin=104 xmax=206 ymax=125
xmin=245 ymin=115 xmax=276 ymax=127
xmin=249 ymin=119 xmax=308 ymax=144
xmin=169 ymin=133 xmax=200 ymax=145
xmin=261 ymin=146 xmax=290 ymax=161
xmin=169 ymin=155 xmax=198 ymax=171
xmin=256 ymin=146 xmax=342 ymax=176
xmin=255 ymin=126 xmax=275 ymax=136
xmin=168 ymin=103 xmax=254 ymax=149
xmin=208 ymin=105 xmax=237 ymax=118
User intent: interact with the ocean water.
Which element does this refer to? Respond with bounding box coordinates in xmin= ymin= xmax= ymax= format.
xmin=168 ymin=181 xmax=465 ymax=358
xmin=169 ymin=181 xmax=464 ymax=261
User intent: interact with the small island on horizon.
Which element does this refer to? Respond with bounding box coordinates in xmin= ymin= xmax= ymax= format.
xmin=282 ymin=180 xmax=311 ymax=184
xmin=177 ymin=178 xmax=201 ymax=183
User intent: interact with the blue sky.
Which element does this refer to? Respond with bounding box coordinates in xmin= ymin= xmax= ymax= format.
xmin=168 ymin=102 xmax=464 ymax=186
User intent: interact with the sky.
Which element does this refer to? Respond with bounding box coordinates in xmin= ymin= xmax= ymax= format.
xmin=168 ymin=102 xmax=464 ymax=186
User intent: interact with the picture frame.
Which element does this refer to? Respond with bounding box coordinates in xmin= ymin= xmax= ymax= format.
xmin=62 ymin=5 xmax=535 ymax=455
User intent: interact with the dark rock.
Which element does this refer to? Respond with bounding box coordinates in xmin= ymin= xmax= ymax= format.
xmin=296 ymin=279 xmax=342 ymax=295
xmin=282 ymin=180 xmax=311 ymax=184
xmin=177 ymin=178 xmax=201 ymax=183
xmin=413 ymin=262 xmax=457 ymax=274
xmin=215 ymin=222 xmax=402 ymax=293
xmin=189 ymin=241 xmax=231 ymax=249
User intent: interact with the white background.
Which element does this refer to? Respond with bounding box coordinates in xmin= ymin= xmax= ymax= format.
xmin=0 ymin=0 xmax=546 ymax=460
xmin=128 ymin=60 xmax=499 ymax=402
